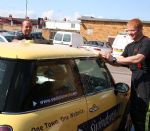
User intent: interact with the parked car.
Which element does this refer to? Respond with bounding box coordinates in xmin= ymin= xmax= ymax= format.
xmin=30 ymin=31 xmax=44 ymax=39
xmin=0 ymin=43 xmax=131 ymax=131
xmin=0 ymin=34 xmax=9 ymax=42
xmin=8 ymin=31 xmax=44 ymax=39
xmin=81 ymin=40 xmax=112 ymax=54
xmin=0 ymin=32 xmax=15 ymax=42
xmin=53 ymin=31 xmax=84 ymax=48
xmin=0 ymin=29 xmax=8 ymax=33
xmin=7 ymin=30 xmax=22 ymax=37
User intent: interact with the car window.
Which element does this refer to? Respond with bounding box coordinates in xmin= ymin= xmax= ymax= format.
xmin=0 ymin=58 xmax=82 ymax=112
xmin=0 ymin=37 xmax=5 ymax=42
xmin=54 ymin=33 xmax=63 ymax=41
xmin=4 ymin=35 xmax=15 ymax=42
xmin=75 ymin=58 xmax=113 ymax=95
xmin=97 ymin=41 xmax=104 ymax=46
xmin=63 ymin=34 xmax=71 ymax=42
xmin=0 ymin=59 xmax=33 ymax=112
xmin=33 ymin=59 xmax=81 ymax=109
xmin=0 ymin=60 xmax=15 ymax=110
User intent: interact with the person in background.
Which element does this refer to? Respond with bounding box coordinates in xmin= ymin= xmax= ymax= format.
xmin=14 ymin=19 xmax=33 ymax=40
xmin=100 ymin=18 xmax=150 ymax=131
xmin=13 ymin=19 xmax=50 ymax=44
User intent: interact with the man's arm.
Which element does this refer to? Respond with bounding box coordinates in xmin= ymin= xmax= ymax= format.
xmin=117 ymin=54 xmax=145 ymax=64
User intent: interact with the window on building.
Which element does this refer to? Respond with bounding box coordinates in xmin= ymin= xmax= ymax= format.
xmin=87 ymin=28 xmax=93 ymax=35
xmin=71 ymin=23 xmax=75 ymax=28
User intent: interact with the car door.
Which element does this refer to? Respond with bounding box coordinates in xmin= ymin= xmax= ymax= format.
xmin=28 ymin=59 xmax=88 ymax=131
xmin=75 ymin=58 xmax=128 ymax=131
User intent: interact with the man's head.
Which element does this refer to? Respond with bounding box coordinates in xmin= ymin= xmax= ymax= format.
xmin=126 ymin=18 xmax=143 ymax=41
xmin=21 ymin=20 xmax=32 ymax=36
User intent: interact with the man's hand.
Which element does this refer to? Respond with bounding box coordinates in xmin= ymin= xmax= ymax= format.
xmin=99 ymin=49 xmax=113 ymax=61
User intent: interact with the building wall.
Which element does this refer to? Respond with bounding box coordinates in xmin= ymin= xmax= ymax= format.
xmin=80 ymin=20 xmax=150 ymax=42
xmin=0 ymin=24 xmax=38 ymax=31
xmin=1 ymin=24 xmax=21 ymax=31
xmin=46 ymin=21 xmax=80 ymax=31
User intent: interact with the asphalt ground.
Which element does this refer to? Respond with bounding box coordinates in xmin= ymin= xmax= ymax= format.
xmin=106 ymin=64 xmax=131 ymax=86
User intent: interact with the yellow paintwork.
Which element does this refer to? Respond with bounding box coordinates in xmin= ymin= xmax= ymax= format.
xmin=0 ymin=98 xmax=88 ymax=131
xmin=0 ymin=42 xmax=129 ymax=131
xmin=0 ymin=42 xmax=96 ymax=60
xmin=86 ymin=90 xmax=128 ymax=131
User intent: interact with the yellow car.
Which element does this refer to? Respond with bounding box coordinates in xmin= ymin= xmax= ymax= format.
xmin=0 ymin=42 xmax=130 ymax=131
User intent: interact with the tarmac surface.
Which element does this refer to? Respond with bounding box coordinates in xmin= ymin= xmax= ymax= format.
xmin=106 ymin=63 xmax=131 ymax=86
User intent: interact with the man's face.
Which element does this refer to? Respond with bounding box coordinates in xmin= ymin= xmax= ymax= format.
xmin=22 ymin=21 xmax=32 ymax=36
xmin=126 ymin=24 xmax=142 ymax=41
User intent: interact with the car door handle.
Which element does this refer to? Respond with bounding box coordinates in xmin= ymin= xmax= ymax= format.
xmin=89 ymin=104 xmax=99 ymax=112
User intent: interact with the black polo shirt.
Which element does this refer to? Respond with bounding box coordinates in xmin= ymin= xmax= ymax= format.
xmin=14 ymin=32 xmax=51 ymax=44
xmin=14 ymin=32 xmax=33 ymax=40
xmin=122 ymin=36 xmax=150 ymax=72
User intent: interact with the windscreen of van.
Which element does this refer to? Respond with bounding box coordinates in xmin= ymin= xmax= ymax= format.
xmin=54 ymin=33 xmax=63 ymax=41
xmin=0 ymin=58 xmax=34 ymax=113
xmin=63 ymin=34 xmax=71 ymax=42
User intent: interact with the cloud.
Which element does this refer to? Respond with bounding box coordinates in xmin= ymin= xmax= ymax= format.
xmin=41 ymin=10 xmax=54 ymax=19
xmin=55 ymin=12 xmax=81 ymax=21
xmin=0 ymin=9 xmax=91 ymax=21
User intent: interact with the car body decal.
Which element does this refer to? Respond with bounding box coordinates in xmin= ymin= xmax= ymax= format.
xmin=78 ymin=103 xmax=121 ymax=131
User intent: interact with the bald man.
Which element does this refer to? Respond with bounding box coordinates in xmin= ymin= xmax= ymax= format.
xmin=14 ymin=20 xmax=33 ymax=40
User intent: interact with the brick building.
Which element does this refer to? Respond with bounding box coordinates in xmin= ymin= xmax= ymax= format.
xmin=0 ymin=16 xmax=38 ymax=31
xmin=78 ymin=16 xmax=150 ymax=42
xmin=1 ymin=16 xmax=150 ymax=43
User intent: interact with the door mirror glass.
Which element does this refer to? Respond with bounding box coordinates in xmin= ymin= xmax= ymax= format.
xmin=114 ymin=83 xmax=129 ymax=93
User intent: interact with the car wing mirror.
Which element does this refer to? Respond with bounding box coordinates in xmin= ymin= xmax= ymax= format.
xmin=114 ymin=82 xmax=129 ymax=95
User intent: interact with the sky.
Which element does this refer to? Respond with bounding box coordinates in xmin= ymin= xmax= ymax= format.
xmin=0 ymin=0 xmax=150 ymax=21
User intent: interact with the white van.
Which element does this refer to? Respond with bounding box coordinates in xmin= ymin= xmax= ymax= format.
xmin=53 ymin=31 xmax=84 ymax=48
xmin=112 ymin=32 xmax=133 ymax=57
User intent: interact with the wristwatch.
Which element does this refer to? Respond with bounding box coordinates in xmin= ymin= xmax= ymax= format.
xmin=112 ymin=57 xmax=117 ymax=64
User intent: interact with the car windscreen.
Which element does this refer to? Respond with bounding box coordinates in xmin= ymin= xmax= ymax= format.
xmin=54 ymin=33 xmax=63 ymax=41
xmin=0 ymin=59 xmax=35 ymax=113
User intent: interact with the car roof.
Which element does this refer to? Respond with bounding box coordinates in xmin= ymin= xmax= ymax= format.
xmin=0 ymin=42 xmax=97 ymax=60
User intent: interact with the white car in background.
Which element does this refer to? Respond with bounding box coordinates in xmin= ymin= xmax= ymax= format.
xmin=112 ymin=32 xmax=133 ymax=57
xmin=0 ymin=32 xmax=15 ymax=43
xmin=81 ymin=40 xmax=112 ymax=55
xmin=0 ymin=34 xmax=9 ymax=42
